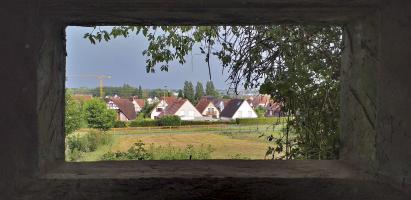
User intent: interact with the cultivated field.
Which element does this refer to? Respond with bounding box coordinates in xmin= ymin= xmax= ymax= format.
xmin=73 ymin=124 xmax=284 ymax=161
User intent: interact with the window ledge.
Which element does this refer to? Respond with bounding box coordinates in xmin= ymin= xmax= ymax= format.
xmin=42 ymin=160 xmax=371 ymax=180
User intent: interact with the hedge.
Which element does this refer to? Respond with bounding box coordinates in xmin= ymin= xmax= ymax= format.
xmin=129 ymin=119 xmax=157 ymax=127
xmin=235 ymin=117 xmax=287 ymax=125
xmin=113 ymin=120 xmax=128 ymax=128
xmin=129 ymin=118 xmax=236 ymax=127
xmin=180 ymin=120 xmax=235 ymax=126
xmin=157 ymin=116 xmax=181 ymax=126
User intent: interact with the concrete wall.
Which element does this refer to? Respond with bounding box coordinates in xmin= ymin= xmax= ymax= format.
xmin=376 ymin=0 xmax=411 ymax=187
xmin=0 ymin=0 xmax=410 ymax=199
xmin=339 ymin=0 xmax=411 ymax=190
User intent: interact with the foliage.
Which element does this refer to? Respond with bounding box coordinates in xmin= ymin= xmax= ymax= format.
xmin=183 ymin=81 xmax=195 ymax=102
xmin=139 ymin=100 xmax=156 ymax=118
xmin=205 ymin=81 xmax=218 ymax=97
xmin=254 ymin=106 xmax=266 ymax=118
xmin=114 ymin=120 xmax=128 ymax=128
xmin=129 ymin=118 xmax=157 ymax=127
xmin=194 ymin=81 xmax=204 ymax=103
xmin=158 ymin=116 xmax=182 ymax=126
xmin=137 ymin=85 xmax=143 ymax=98
xmin=101 ymin=141 xmax=214 ymax=160
xmin=101 ymin=141 xmax=151 ymax=160
xmin=178 ymin=89 xmax=184 ymax=98
xmin=66 ymin=130 xmax=113 ymax=161
xmin=85 ymin=25 xmax=342 ymax=160
xmin=83 ymin=98 xmax=117 ymax=131
xmin=65 ymin=92 xmax=83 ymax=135
xmin=180 ymin=120 xmax=235 ymax=126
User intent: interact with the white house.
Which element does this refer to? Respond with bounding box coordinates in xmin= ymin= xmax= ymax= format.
xmin=149 ymin=96 xmax=177 ymax=119
xmin=131 ymin=97 xmax=145 ymax=113
xmin=159 ymin=99 xmax=203 ymax=120
xmin=196 ymin=98 xmax=220 ymax=119
xmin=106 ymin=98 xmax=137 ymax=121
xmin=220 ymin=99 xmax=258 ymax=120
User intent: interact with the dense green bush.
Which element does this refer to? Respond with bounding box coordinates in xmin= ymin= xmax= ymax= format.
xmin=157 ymin=116 xmax=181 ymax=126
xmin=129 ymin=119 xmax=157 ymax=127
xmin=65 ymin=92 xmax=83 ymax=135
xmin=101 ymin=141 xmax=214 ymax=160
xmin=83 ymin=98 xmax=117 ymax=131
xmin=101 ymin=141 xmax=151 ymax=160
xmin=113 ymin=120 xmax=128 ymax=128
xmin=235 ymin=117 xmax=287 ymax=125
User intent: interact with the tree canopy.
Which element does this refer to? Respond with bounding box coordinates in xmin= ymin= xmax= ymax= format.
xmin=83 ymin=98 xmax=117 ymax=131
xmin=183 ymin=81 xmax=195 ymax=103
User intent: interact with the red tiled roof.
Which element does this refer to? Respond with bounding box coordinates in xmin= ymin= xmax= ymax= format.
xmin=160 ymin=96 xmax=177 ymax=105
xmin=133 ymin=98 xmax=145 ymax=108
xmin=72 ymin=94 xmax=93 ymax=102
xmin=248 ymin=95 xmax=270 ymax=107
xmin=159 ymin=99 xmax=187 ymax=117
xmin=220 ymin=99 xmax=244 ymax=118
xmin=196 ymin=99 xmax=213 ymax=113
xmin=110 ymin=98 xmax=137 ymax=120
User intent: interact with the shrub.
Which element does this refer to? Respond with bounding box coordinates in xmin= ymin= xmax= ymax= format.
xmin=180 ymin=120 xmax=235 ymax=126
xmin=65 ymin=92 xmax=83 ymax=135
xmin=114 ymin=120 xmax=128 ymax=128
xmin=101 ymin=141 xmax=152 ymax=160
xmin=83 ymin=98 xmax=117 ymax=131
xmin=66 ymin=130 xmax=113 ymax=161
xmin=101 ymin=142 xmax=214 ymax=160
xmin=157 ymin=116 xmax=181 ymax=126
xmin=129 ymin=119 xmax=157 ymax=127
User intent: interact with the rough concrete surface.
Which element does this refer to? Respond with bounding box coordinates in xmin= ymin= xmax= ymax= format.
xmin=0 ymin=0 xmax=410 ymax=199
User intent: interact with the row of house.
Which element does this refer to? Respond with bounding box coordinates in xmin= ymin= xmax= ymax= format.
xmin=77 ymin=94 xmax=281 ymax=122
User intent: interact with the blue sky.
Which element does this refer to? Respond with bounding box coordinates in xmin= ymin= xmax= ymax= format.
xmin=65 ymin=26 xmax=230 ymax=90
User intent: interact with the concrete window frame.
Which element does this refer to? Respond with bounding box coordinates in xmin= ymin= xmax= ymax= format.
xmin=30 ymin=0 xmax=390 ymax=192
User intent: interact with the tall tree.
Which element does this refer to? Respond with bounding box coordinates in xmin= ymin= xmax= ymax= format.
xmin=205 ymin=81 xmax=218 ymax=97
xmin=137 ymin=85 xmax=143 ymax=98
xmin=183 ymin=81 xmax=195 ymax=103
xmin=65 ymin=92 xmax=83 ymax=135
xmin=177 ymin=89 xmax=184 ymax=98
xmin=195 ymin=82 xmax=204 ymax=102
xmin=83 ymin=99 xmax=117 ymax=131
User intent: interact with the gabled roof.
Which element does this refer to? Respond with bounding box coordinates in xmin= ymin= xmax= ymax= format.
xmin=110 ymin=98 xmax=137 ymax=120
xmin=133 ymin=98 xmax=145 ymax=108
xmin=72 ymin=94 xmax=93 ymax=102
xmin=247 ymin=95 xmax=270 ymax=108
xmin=159 ymin=99 xmax=187 ymax=117
xmin=160 ymin=96 xmax=177 ymax=105
xmin=220 ymin=99 xmax=244 ymax=118
xmin=196 ymin=99 xmax=214 ymax=113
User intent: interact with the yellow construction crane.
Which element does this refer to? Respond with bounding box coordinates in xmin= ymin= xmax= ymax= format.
xmin=67 ymin=74 xmax=112 ymax=97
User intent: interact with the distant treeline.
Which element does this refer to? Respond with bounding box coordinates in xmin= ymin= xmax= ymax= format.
xmin=68 ymin=81 xmax=232 ymax=99
xmin=68 ymin=84 xmax=172 ymax=98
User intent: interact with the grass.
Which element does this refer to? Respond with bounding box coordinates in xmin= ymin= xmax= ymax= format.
xmin=73 ymin=124 xmax=285 ymax=161
xmin=79 ymin=137 xmax=119 ymax=161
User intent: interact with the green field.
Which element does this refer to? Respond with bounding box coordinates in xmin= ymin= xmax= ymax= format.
xmin=70 ymin=124 xmax=285 ymax=161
